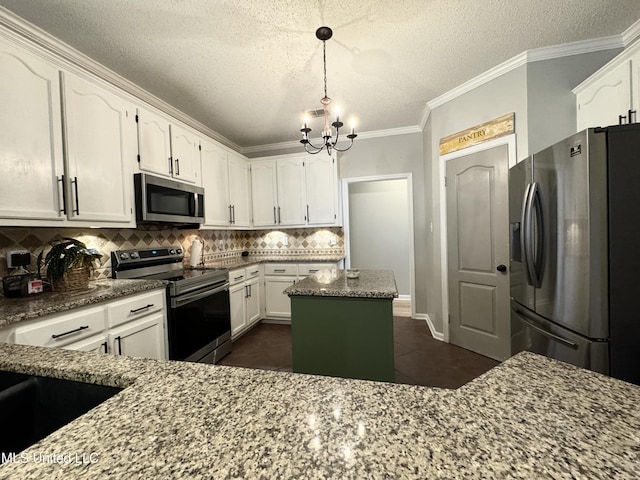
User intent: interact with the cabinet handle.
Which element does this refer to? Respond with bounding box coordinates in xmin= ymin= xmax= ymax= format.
xmin=51 ymin=325 xmax=88 ymax=339
xmin=250 ymin=270 xmax=259 ymax=276
xmin=244 ymin=285 xmax=249 ymax=298
xmin=232 ymin=205 xmax=236 ymax=224
xmin=115 ymin=336 xmax=122 ymax=355
xmin=629 ymin=110 xmax=637 ymax=124
xmin=168 ymin=157 xmax=173 ymax=174
xmin=228 ymin=204 xmax=233 ymax=224
xmin=175 ymin=158 xmax=180 ymax=176
xmin=274 ymin=269 xmax=286 ymax=273
xmin=130 ymin=303 xmax=154 ymax=314
xmin=273 ymin=206 xmax=277 ymax=224
xmin=306 ymin=205 xmax=309 ymax=223
xmin=619 ymin=114 xmax=627 ymax=125
xmin=57 ymin=175 xmax=67 ymax=214
xmin=277 ymin=206 xmax=281 ymax=224
xmin=71 ymin=176 xmax=80 ymax=215
xmin=309 ymin=269 xmax=319 ymax=273
xmin=101 ymin=342 xmax=108 ymax=354
xmin=234 ymin=275 xmax=244 ymax=281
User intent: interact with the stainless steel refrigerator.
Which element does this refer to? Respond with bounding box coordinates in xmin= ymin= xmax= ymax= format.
xmin=510 ymin=123 xmax=640 ymax=385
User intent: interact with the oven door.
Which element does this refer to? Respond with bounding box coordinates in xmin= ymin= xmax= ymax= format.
xmin=168 ymin=281 xmax=231 ymax=363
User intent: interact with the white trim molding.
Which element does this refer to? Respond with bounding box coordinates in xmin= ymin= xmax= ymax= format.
xmin=414 ymin=314 xmax=444 ymax=341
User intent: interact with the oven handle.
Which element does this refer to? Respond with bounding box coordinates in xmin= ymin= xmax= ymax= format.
xmin=171 ymin=282 xmax=230 ymax=308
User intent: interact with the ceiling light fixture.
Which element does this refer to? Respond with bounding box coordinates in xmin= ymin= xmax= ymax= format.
xmin=300 ymin=26 xmax=357 ymax=155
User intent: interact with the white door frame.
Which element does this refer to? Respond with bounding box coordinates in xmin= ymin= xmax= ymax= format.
xmin=439 ymin=135 xmax=517 ymax=342
xmin=342 ymin=173 xmax=416 ymax=317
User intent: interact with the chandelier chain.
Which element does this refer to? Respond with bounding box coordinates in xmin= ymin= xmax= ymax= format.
xmin=323 ymin=40 xmax=328 ymax=99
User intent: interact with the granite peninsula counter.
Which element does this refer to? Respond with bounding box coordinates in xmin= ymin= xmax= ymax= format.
xmin=0 ymin=345 xmax=638 ymax=479
xmin=285 ymin=269 xmax=398 ymax=382
xmin=0 ymin=279 xmax=167 ymax=329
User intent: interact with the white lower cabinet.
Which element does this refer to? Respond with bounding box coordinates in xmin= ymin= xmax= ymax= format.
xmin=245 ymin=276 xmax=261 ymax=326
xmin=108 ymin=313 xmax=165 ymax=359
xmin=13 ymin=305 xmax=106 ymax=349
xmin=263 ymin=262 xmax=340 ymax=322
xmin=264 ymin=276 xmax=296 ymax=319
xmin=63 ymin=334 xmax=109 ymax=354
xmin=263 ymin=264 xmax=298 ymax=321
xmin=229 ymin=267 xmax=262 ymax=340
xmin=229 ymin=281 xmax=247 ymax=338
xmin=3 ymin=288 xmax=167 ymax=360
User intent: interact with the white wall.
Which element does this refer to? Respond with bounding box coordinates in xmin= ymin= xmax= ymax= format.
xmin=348 ymin=179 xmax=410 ymax=295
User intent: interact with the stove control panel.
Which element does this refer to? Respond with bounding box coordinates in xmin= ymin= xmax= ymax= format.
xmin=111 ymin=247 xmax=184 ymax=268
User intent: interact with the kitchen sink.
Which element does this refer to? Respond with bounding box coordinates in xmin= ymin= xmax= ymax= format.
xmin=0 ymin=370 xmax=123 ymax=459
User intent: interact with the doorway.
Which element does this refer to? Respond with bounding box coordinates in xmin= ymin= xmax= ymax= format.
xmin=440 ymin=136 xmax=516 ymax=361
xmin=343 ymin=174 xmax=415 ymax=316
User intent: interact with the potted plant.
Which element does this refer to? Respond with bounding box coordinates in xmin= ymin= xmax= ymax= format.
xmin=37 ymin=238 xmax=102 ymax=292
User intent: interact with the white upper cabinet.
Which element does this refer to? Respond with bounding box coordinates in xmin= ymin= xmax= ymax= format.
xmin=250 ymin=153 xmax=340 ymax=228
xmin=305 ymin=155 xmax=338 ymax=225
xmin=201 ymin=140 xmax=251 ymax=228
xmin=136 ymin=107 xmax=172 ymax=178
xmin=277 ymin=158 xmax=306 ymax=226
xmin=251 ymin=160 xmax=278 ymax=227
xmin=62 ymin=71 xmax=136 ymax=225
xmin=574 ymin=42 xmax=640 ymax=130
xmin=228 ymin=151 xmax=252 ymax=228
xmin=0 ymin=37 xmax=65 ymax=223
xmin=170 ymin=123 xmax=200 ymax=184
xmin=201 ymin=139 xmax=231 ymax=226
xmin=137 ymin=107 xmax=201 ymax=184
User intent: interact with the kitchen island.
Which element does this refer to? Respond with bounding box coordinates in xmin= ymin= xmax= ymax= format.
xmin=284 ymin=269 xmax=398 ymax=382
xmin=0 ymin=345 xmax=638 ymax=479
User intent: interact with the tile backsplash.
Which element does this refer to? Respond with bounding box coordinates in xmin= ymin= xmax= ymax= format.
xmin=0 ymin=226 xmax=344 ymax=279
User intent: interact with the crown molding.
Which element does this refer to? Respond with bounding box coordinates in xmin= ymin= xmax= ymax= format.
xmin=424 ymin=32 xmax=625 ymax=113
xmin=623 ymin=18 xmax=640 ymax=47
xmin=419 ymin=104 xmax=431 ymax=131
xmin=0 ymin=6 xmax=242 ymax=153
xmin=241 ymin=125 xmax=422 ymax=155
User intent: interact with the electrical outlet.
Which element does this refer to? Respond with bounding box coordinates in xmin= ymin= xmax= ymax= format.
xmin=330 ymin=235 xmax=337 ymax=246
xmin=219 ymin=240 xmax=224 ymax=250
xmin=282 ymin=236 xmax=289 ymax=246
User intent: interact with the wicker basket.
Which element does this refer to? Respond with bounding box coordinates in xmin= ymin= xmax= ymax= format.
xmin=50 ymin=265 xmax=92 ymax=292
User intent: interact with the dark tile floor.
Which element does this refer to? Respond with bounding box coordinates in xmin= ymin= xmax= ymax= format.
xmin=219 ymin=317 xmax=500 ymax=389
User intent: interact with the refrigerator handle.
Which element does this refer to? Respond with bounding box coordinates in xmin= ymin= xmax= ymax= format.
xmin=530 ymin=183 xmax=544 ymax=288
xmin=512 ymin=302 xmax=578 ymax=349
xmin=521 ymin=183 xmax=535 ymax=286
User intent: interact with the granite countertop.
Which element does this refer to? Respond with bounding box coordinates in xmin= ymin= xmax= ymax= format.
xmin=284 ymin=269 xmax=398 ymax=299
xmin=0 ymin=346 xmax=638 ymax=479
xmin=203 ymin=254 xmax=345 ymax=271
xmin=0 ymin=279 xmax=167 ymax=329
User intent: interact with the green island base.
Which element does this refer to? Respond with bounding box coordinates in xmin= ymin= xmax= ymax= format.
xmin=291 ymin=295 xmax=394 ymax=382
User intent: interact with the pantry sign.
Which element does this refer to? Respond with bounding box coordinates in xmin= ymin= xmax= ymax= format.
xmin=439 ymin=113 xmax=515 ymax=155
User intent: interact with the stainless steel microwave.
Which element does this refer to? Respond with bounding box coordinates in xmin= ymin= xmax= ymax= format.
xmin=134 ymin=173 xmax=204 ymax=224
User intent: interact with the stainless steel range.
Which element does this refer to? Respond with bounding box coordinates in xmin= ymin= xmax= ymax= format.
xmin=111 ymin=247 xmax=232 ymax=364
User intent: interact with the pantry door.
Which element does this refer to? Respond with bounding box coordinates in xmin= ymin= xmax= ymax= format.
xmin=445 ymin=142 xmax=511 ymax=361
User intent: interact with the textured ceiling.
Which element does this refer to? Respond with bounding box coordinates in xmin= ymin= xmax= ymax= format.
xmin=1 ymin=0 xmax=639 ymax=150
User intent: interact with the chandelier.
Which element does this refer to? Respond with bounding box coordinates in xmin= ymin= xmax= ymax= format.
xmin=300 ymin=26 xmax=357 ymax=155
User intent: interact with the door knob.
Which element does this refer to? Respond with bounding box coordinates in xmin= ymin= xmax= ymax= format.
xmin=496 ymin=264 xmax=507 ymax=272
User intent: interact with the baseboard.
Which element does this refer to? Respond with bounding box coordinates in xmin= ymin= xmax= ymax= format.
xmin=414 ymin=313 xmax=444 ymax=341
xmin=260 ymin=318 xmax=291 ymax=325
